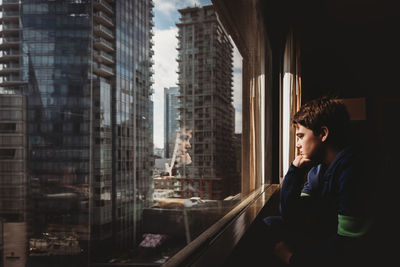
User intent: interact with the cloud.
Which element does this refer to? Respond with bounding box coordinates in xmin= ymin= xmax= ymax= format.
xmin=235 ymin=110 xmax=242 ymax=133
xmin=154 ymin=27 xmax=179 ymax=90
xmin=232 ymin=44 xmax=243 ymax=133
xmin=232 ymin=40 xmax=243 ymax=71
xmin=232 ymin=46 xmax=243 ymax=110
xmin=155 ymin=0 xmax=201 ymax=17
xmin=153 ymin=27 xmax=179 ymax=148
xmin=154 ymin=0 xmax=175 ymax=17
xmin=233 ymin=71 xmax=242 ymax=107
xmin=233 ymin=71 xmax=242 ymax=134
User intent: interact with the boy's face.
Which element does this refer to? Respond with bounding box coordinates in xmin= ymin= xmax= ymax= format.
xmin=295 ymin=124 xmax=323 ymax=161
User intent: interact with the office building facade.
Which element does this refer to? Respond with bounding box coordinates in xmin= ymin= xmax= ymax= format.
xmin=0 ymin=0 xmax=154 ymax=264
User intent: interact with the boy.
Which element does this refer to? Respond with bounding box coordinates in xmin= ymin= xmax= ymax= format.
xmin=265 ymin=96 xmax=374 ymax=266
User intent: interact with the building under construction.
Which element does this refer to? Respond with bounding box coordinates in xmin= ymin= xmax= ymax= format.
xmin=175 ymin=5 xmax=239 ymax=200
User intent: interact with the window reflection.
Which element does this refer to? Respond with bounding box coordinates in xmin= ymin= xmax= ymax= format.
xmin=0 ymin=0 xmax=242 ymax=266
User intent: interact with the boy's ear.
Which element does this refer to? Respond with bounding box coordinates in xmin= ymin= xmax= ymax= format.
xmin=320 ymin=126 xmax=329 ymax=142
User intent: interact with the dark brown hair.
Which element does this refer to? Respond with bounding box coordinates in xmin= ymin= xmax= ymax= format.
xmin=292 ymin=96 xmax=350 ymax=147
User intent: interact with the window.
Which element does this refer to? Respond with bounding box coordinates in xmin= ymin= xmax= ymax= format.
xmin=281 ymin=31 xmax=302 ymax=181
xmin=149 ymin=1 xmax=243 ymax=262
xmin=0 ymin=1 xmax=246 ymax=266
xmin=0 ymin=149 xmax=16 ymax=159
xmin=0 ymin=123 xmax=16 ymax=133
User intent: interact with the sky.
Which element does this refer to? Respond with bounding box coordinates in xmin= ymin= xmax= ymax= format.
xmin=153 ymin=0 xmax=243 ymax=149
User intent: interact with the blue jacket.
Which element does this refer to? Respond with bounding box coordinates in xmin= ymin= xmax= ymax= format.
xmin=280 ymin=146 xmax=374 ymax=266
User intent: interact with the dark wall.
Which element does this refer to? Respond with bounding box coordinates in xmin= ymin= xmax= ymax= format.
xmin=289 ymin=2 xmax=400 ymax=264
xmin=298 ymin=2 xmax=400 ymax=101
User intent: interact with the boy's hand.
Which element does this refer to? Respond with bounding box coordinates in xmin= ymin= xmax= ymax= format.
xmin=292 ymin=155 xmax=312 ymax=168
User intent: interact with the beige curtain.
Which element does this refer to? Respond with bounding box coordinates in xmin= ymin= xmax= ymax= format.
xmin=280 ymin=30 xmax=302 ymax=182
xmin=241 ymin=23 xmax=266 ymax=195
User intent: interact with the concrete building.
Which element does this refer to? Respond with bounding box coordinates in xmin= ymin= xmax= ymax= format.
xmin=0 ymin=92 xmax=28 ymax=267
xmin=176 ymin=5 xmax=238 ymax=200
xmin=0 ymin=0 xmax=154 ymax=263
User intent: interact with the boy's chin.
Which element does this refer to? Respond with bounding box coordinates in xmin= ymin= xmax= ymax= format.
xmin=305 ymin=155 xmax=320 ymax=164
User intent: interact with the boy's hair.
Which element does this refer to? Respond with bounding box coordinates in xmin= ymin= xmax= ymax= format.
xmin=292 ymin=96 xmax=350 ymax=147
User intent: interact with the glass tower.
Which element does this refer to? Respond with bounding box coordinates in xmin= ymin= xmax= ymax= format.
xmin=0 ymin=0 xmax=154 ymax=265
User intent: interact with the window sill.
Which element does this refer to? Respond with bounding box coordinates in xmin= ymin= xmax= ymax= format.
xmin=162 ymin=183 xmax=280 ymax=267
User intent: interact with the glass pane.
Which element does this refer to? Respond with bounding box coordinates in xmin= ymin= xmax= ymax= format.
xmin=0 ymin=0 xmax=242 ymax=266
xmin=150 ymin=0 xmax=243 ymax=264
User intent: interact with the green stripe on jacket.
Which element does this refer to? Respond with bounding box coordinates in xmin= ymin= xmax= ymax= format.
xmin=338 ymin=214 xmax=373 ymax=237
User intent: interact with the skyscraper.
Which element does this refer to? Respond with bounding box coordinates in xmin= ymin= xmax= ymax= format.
xmin=164 ymin=86 xmax=179 ymax=159
xmin=176 ymin=5 xmax=237 ymax=200
xmin=0 ymin=0 xmax=154 ymax=264
xmin=0 ymin=93 xmax=28 ymax=267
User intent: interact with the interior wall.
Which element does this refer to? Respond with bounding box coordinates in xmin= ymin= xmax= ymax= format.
xmin=213 ymin=0 xmax=400 ymax=222
xmin=294 ymin=2 xmax=400 ymax=264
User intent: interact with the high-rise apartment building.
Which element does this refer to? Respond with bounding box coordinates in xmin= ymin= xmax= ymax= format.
xmin=0 ymin=0 xmax=154 ymax=264
xmin=0 ymin=93 xmax=28 ymax=267
xmin=176 ymin=5 xmax=237 ymax=200
xmin=0 ymin=93 xmax=27 ymax=223
xmin=164 ymin=86 xmax=179 ymax=159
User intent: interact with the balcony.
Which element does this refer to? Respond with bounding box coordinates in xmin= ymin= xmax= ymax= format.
xmin=94 ymin=11 xmax=114 ymax=28
xmin=0 ymin=11 xmax=19 ymax=22
xmin=93 ymin=50 xmax=114 ymax=65
xmin=93 ymin=0 xmax=114 ymax=15
xmin=93 ymin=25 xmax=114 ymax=40
xmin=149 ymin=58 xmax=154 ymax=66
xmin=0 ymin=36 xmax=19 ymax=49
xmin=0 ymin=74 xmax=26 ymax=86
xmin=149 ymin=67 xmax=154 ymax=75
xmin=0 ymin=49 xmax=19 ymax=62
xmin=93 ymin=37 xmax=114 ymax=53
xmin=93 ymin=62 xmax=114 ymax=77
xmin=0 ymin=62 xmax=19 ymax=74
xmin=0 ymin=23 xmax=20 ymax=34
xmin=0 ymin=0 xmax=20 ymax=8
